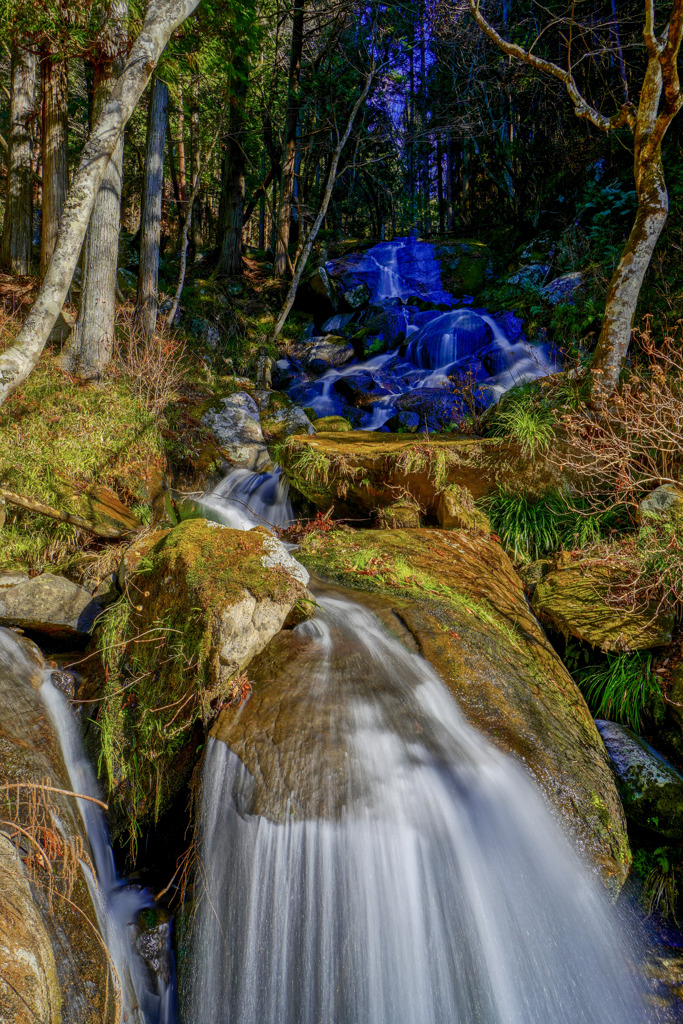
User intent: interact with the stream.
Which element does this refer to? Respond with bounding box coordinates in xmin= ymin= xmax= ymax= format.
xmin=183 ymin=239 xmax=654 ymax=1022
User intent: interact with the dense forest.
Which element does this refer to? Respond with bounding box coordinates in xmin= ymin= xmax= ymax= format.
xmin=2 ymin=2 xmax=683 ymax=1023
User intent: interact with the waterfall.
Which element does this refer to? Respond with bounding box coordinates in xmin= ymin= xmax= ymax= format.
xmin=184 ymin=595 xmax=647 ymax=1024
xmin=41 ymin=680 xmax=176 ymax=1024
xmin=199 ymin=467 xmax=294 ymax=531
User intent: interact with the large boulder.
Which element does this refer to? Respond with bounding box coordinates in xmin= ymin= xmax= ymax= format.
xmin=201 ymin=392 xmax=271 ymax=471
xmin=226 ymin=528 xmax=632 ymax=885
xmin=90 ymin=519 xmax=311 ymax=841
xmin=638 ymin=484 xmax=683 ymax=526
xmin=540 ymin=271 xmax=585 ymax=305
xmin=294 ymin=336 xmax=355 ymax=374
xmin=531 ymin=560 xmax=674 ymax=651
xmin=596 ymin=721 xmax=683 ymax=839
xmin=277 ymin=432 xmax=570 ymax=521
xmin=393 ymin=389 xmax=465 ymax=431
xmin=0 ymin=573 xmax=102 ymax=641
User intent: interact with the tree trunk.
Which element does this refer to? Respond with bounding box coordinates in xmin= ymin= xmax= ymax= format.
xmin=189 ymin=72 xmax=202 ymax=250
xmin=436 ymin=133 xmax=445 ymax=236
xmin=1 ymin=46 xmax=36 ymax=276
xmin=274 ymin=0 xmax=306 ymax=277
xmin=592 ymin=150 xmax=668 ymax=389
xmin=39 ymin=49 xmax=68 ymax=279
xmin=61 ymin=70 xmax=125 ymax=374
xmin=0 ymin=0 xmax=201 ymax=409
xmin=136 ymin=74 xmax=169 ymax=340
xmin=217 ymin=52 xmax=248 ymax=276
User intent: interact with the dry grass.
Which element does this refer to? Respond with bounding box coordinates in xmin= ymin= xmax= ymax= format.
xmin=113 ymin=307 xmax=188 ymax=415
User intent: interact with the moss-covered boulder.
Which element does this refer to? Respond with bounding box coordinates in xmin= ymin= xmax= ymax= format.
xmin=436 ymin=239 xmax=493 ymax=296
xmin=277 ymin=432 xmax=568 ymax=521
xmin=256 ymin=390 xmax=315 ymax=442
xmin=293 ymin=528 xmax=631 ymax=885
xmin=0 ymin=628 xmax=114 ymax=1022
xmin=596 ymin=721 xmax=683 ymax=839
xmin=531 ymin=560 xmax=674 ymax=652
xmin=93 ymin=519 xmax=311 ymax=845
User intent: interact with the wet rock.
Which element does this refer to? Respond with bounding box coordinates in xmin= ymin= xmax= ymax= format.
xmin=277 ymin=433 xmax=572 ymax=521
xmin=439 ymin=239 xmax=492 ymax=296
xmin=436 ymin=484 xmax=490 ymax=533
xmin=50 ymin=669 xmax=76 ymax=698
xmin=393 ymin=389 xmax=465 ymax=431
xmin=201 ymin=392 xmax=272 ymax=472
xmin=0 ymin=573 xmax=102 ymax=641
xmin=341 ymin=282 xmax=371 ymax=310
xmin=135 ymin=908 xmax=173 ymax=986
xmin=596 ymin=721 xmax=683 ymax=839
xmin=531 ymin=561 xmax=674 ymax=651
xmin=334 ymin=371 xmax=395 ymax=407
xmin=351 ymin=308 xmax=407 ymax=355
xmin=94 ymin=519 xmax=312 ymax=839
xmin=0 ymin=835 xmax=61 ymax=1024
xmin=297 ymin=337 xmax=355 ymax=373
xmin=516 ymin=558 xmax=555 ymax=597
xmin=507 ymin=263 xmax=550 ymax=288
xmin=291 ymin=529 xmax=629 ymax=884
xmin=312 ymin=415 xmax=352 ymax=432
xmin=322 ymin=313 xmax=354 ymax=334
xmin=385 ymin=410 xmax=421 ymax=433
xmin=540 ymin=270 xmax=585 ymax=305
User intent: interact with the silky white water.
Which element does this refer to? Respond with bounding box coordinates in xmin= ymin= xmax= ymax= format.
xmin=199 ymin=466 xmax=294 ymax=531
xmin=41 ymin=679 xmax=175 ymax=1024
xmin=184 ymin=595 xmax=648 ymax=1024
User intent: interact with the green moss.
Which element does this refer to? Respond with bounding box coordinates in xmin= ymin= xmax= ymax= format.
xmin=94 ymin=519 xmax=302 ymax=853
xmin=300 ymin=529 xmax=521 ymax=648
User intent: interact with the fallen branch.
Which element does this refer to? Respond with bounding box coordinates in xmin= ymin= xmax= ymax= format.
xmin=0 ymin=487 xmax=135 ymax=539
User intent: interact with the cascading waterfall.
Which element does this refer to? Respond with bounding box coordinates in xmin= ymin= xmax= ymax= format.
xmin=184 ymin=594 xmax=648 ymax=1024
xmin=199 ymin=467 xmax=294 ymax=531
xmin=41 ymin=679 xmax=176 ymax=1024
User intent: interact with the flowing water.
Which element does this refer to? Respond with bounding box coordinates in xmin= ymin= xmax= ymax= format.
xmin=199 ymin=467 xmax=294 ymax=532
xmin=293 ymin=237 xmax=554 ymax=427
xmin=41 ymin=678 xmax=176 ymax=1024
xmin=184 ymin=594 xmax=648 ymax=1024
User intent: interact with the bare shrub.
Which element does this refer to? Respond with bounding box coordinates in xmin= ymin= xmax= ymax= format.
xmin=114 ymin=308 xmax=187 ymax=414
xmin=556 ymin=318 xmax=683 ymax=512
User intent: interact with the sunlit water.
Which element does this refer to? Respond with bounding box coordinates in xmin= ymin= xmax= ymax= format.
xmin=184 ymin=595 xmax=648 ymax=1024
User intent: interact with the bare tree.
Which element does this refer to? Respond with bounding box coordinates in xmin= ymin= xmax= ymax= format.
xmin=468 ymin=0 xmax=683 ymax=389
xmin=0 ymin=45 xmax=36 ymax=276
xmin=0 ymin=0 xmax=202 ymax=408
xmin=136 ymin=73 xmax=169 ymax=340
xmin=59 ymin=0 xmax=129 ymax=378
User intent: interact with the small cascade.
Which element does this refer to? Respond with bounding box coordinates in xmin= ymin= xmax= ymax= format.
xmin=199 ymin=467 xmax=294 ymax=532
xmin=367 ymin=239 xmax=413 ymax=300
xmin=41 ymin=680 xmax=176 ymax=1024
xmin=185 ymin=595 xmax=648 ymax=1024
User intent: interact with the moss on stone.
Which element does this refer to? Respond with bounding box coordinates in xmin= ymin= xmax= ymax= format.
xmin=95 ymin=519 xmax=307 ymax=851
xmin=297 ymin=528 xmax=632 ymax=886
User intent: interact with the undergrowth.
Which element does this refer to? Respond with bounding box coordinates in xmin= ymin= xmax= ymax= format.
xmin=570 ymin=650 xmax=663 ymax=733
xmin=482 ymin=488 xmax=628 ymax=562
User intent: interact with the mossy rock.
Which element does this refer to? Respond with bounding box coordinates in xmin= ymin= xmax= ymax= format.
xmin=276 ymin=432 xmax=570 ymax=521
xmin=93 ymin=519 xmax=311 ymax=846
xmin=311 ymin=416 xmax=352 ymax=433
xmin=294 ymin=528 xmax=631 ymax=886
xmin=377 ymin=499 xmax=422 ymax=529
xmin=436 ymin=484 xmax=490 ymax=533
xmin=436 ymin=239 xmax=493 ymax=296
xmin=531 ymin=561 xmax=674 ymax=652
xmin=596 ymin=721 xmax=683 ymax=839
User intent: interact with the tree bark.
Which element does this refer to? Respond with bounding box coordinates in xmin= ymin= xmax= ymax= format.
xmin=189 ymin=72 xmax=202 ymax=250
xmin=0 ymin=46 xmax=36 ymax=276
xmin=274 ymin=0 xmax=306 ymax=277
xmin=0 ymin=0 xmax=202 ymax=409
xmin=217 ymin=52 xmax=248 ymax=276
xmin=136 ymin=74 xmax=169 ymax=340
xmin=39 ymin=49 xmax=69 ymax=279
xmin=61 ymin=3 xmax=128 ymax=378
